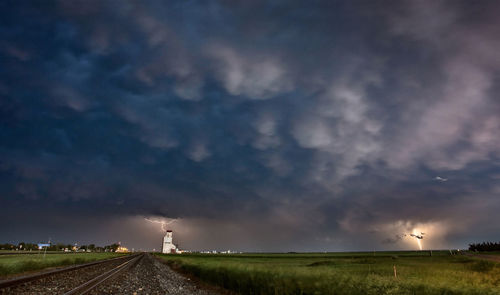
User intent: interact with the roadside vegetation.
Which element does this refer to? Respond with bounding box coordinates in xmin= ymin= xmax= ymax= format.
xmin=0 ymin=252 xmax=126 ymax=277
xmin=156 ymin=251 xmax=500 ymax=295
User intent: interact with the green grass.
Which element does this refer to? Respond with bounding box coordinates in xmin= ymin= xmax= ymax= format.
xmin=478 ymin=251 xmax=500 ymax=256
xmin=0 ymin=252 xmax=127 ymax=277
xmin=156 ymin=251 xmax=500 ymax=295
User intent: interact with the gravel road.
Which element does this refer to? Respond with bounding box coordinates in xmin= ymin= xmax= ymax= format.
xmin=90 ymin=253 xmax=221 ymax=295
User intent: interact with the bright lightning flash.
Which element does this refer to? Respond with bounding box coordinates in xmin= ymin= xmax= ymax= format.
xmin=412 ymin=228 xmax=423 ymax=250
xmin=144 ymin=217 xmax=177 ymax=233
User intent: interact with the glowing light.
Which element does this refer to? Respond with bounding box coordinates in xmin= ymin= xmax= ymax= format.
xmin=116 ymin=246 xmax=129 ymax=253
xmin=376 ymin=220 xmax=449 ymax=250
xmin=412 ymin=228 xmax=423 ymax=250
xmin=144 ymin=217 xmax=177 ymax=233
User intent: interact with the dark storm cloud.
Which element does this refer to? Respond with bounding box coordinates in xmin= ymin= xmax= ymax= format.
xmin=1 ymin=0 xmax=500 ymax=251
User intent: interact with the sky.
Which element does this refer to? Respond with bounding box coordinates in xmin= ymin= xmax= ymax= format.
xmin=1 ymin=0 xmax=499 ymax=252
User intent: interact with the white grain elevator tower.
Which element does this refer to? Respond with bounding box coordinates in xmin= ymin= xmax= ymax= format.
xmin=162 ymin=230 xmax=177 ymax=253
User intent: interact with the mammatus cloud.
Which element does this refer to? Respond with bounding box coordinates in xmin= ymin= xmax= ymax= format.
xmin=1 ymin=0 xmax=499 ymax=251
xmin=208 ymin=45 xmax=294 ymax=99
xmin=384 ymin=0 xmax=500 ymax=171
xmin=187 ymin=142 xmax=211 ymax=162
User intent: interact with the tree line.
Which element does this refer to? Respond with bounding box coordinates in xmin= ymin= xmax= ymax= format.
xmin=0 ymin=242 xmax=120 ymax=252
xmin=468 ymin=241 xmax=500 ymax=252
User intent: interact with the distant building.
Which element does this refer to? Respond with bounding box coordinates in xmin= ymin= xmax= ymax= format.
xmin=162 ymin=230 xmax=178 ymax=254
xmin=116 ymin=246 xmax=129 ymax=253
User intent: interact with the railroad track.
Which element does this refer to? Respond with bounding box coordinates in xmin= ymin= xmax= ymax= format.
xmin=0 ymin=253 xmax=144 ymax=294
xmin=0 ymin=252 xmax=83 ymax=256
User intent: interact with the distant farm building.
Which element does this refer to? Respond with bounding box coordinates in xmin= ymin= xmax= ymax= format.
xmin=37 ymin=243 xmax=50 ymax=250
xmin=162 ymin=230 xmax=178 ymax=254
xmin=116 ymin=246 xmax=129 ymax=253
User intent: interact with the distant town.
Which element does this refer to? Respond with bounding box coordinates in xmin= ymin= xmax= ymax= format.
xmin=0 ymin=231 xmax=242 ymax=254
xmin=0 ymin=242 xmax=128 ymax=253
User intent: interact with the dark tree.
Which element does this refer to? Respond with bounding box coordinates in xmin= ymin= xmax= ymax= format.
xmin=469 ymin=241 xmax=500 ymax=252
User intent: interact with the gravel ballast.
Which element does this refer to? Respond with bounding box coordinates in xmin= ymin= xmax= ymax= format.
xmin=90 ymin=253 xmax=221 ymax=295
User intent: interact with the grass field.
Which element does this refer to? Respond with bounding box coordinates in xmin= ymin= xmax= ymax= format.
xmin=0 ymin=252 xmax=127 ymax=277
xmin=156 ymin=251 xmax=500 ymax=295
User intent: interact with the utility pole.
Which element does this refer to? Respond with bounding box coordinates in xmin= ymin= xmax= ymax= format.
xmin=43 ymin=238 xmax=50 ymax=259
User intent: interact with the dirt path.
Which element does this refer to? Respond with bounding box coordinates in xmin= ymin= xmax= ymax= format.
xmin=462 ymin=252 xmax=500 ymax=263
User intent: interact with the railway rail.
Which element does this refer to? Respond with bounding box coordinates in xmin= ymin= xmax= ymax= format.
xmin=0 ymin=252 xmax=87 ymax=256
xmin=0 ymin=253 xmax=144 ymax=294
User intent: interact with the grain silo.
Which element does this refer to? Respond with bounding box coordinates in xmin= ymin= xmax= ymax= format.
xmin=162 ymin=230 xmax=177 ymax=253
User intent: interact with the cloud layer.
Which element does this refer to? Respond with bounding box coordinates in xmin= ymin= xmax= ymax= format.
xmin=1 ymin=0 xmax=499 ymax=251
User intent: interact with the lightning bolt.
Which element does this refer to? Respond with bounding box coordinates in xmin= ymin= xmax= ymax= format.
xmin=144 ymin=217 xmax=177 ymax=232
xmin=412 ymin=229 xmax=423 ymax=250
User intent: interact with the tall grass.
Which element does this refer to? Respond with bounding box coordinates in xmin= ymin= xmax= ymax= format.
xmin=0 ymin=252 xmax=126 ymax=276
xmin=157 ymin=252 xmax=500 ymax=295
